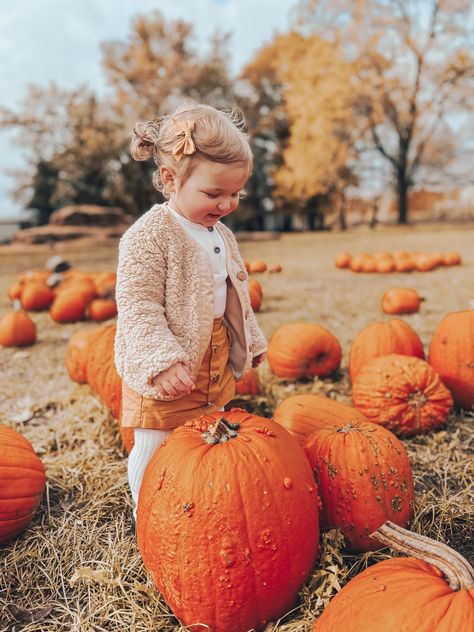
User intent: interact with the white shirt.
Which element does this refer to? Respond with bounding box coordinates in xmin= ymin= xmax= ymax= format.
xmin=166 ymin=203 xmax=228 ymax=317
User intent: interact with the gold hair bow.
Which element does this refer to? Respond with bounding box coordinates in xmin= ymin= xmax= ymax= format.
xmin=172 ymin=119 xmax=196 ymax=162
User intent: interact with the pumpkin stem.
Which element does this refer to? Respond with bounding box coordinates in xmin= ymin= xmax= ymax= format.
xmin=202 ymin=418 xmax=240 ymax=445
xmin=370 ymin=521 xmax=474 ymax=591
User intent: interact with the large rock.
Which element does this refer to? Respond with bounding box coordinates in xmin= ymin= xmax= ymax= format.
xmin=49 ymin=204 xmax=134 ymax=227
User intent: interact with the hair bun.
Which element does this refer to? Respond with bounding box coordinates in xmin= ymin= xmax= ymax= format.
xmin=130 ymin=120 xmax=162 ymax=161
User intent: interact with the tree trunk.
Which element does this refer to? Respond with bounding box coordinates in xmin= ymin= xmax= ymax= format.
xmin=338 ymin=191 xmax=347 ymax=231
xmin=397 ymin=163 xmax=409 ymax=225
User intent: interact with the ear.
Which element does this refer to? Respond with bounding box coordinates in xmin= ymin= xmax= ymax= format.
xmin=160 ymin=165 xmax=175 ymax=190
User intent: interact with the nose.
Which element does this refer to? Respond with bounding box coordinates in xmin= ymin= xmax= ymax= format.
xmin=217 ymin=199 xmax=232 ymax=212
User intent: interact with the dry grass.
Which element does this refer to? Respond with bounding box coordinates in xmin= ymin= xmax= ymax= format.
xmin=0 ymin=224 xmax=473 ymax=631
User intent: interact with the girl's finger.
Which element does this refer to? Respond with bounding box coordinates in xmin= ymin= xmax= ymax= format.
xmin=161 ymin=380 xmax=179 ymax=397
xmin=175 ymin=365 xmax=195 ymax=388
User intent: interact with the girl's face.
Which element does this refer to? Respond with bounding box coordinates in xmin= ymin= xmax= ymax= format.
xmin=164 ymin=159 xmax=250 ymax=227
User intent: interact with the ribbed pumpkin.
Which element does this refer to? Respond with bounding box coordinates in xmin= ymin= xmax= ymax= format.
xmin=235 ymin=368 xmax=260 ymax=395
xmin=428 ymin=310 xmax=474 ymax=410
xmin=304 ymin=421 xmax=413 ymax=551
xmin=349 ymin=318 xmax=424 ymax=383
xmin=0 ymin=303 xmax=37 ymax=347
xmin=137 ymin=409 xmax=320 ymax=632
xmin=273 ymin=394 xmax=367 ymax=446
xmin=66 ymin=328 xmax=102 ymax=384
xmin=267 ymin=322 xmax=342 ymax=379
xmin=0 ymin=424 xmax=46 ymax=543
xmin=381 ymin=288 xmax=422 ymax=315
xmin=352 ymin=354 xmax=453 ymax=437
xmin=313 ymin=521 xmax=474 ymax=632
xmin=86 ymin=324 xmax=121 ymax=419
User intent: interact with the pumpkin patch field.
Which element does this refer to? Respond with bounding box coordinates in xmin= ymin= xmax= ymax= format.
xmin=0 ymin=224 xmax=473 ymax=631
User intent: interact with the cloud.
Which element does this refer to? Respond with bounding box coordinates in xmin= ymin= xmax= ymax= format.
xmin=0 ymin=0 xmax=296 ymax=217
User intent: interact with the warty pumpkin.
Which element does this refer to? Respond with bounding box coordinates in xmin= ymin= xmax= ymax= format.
xmin=267 ymin=322 xmax=342 ymax=379
xmin=349 ymin=318 xmax=424 ymax=383
xmin=428 ymin=310 xmax=474 ymax=410
xmin=137 ymin=409 xmax=320 ymax=632
xmin=352 ymin=354 xmax=453 ymax=437
xmin=312 ymin=521 xmax=474 ymax=632
xmin=273 ymin=393 xmax=367 ymax=446
xmin=0 ymin=424 xmax=46 ymax=543
xmin=304 ymin=421 xmax=413 ymax=551
xmin=381 ymin=288 xmax=422 ymax=315
xmin=0 ymin=302 xmax=37 ymax=347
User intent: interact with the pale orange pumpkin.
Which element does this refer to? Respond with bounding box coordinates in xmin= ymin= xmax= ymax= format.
xmin=349 ymin=318 xmax=424 ymax=383
xmin=273 ymin=393 xmax=367 ymax=446
xmin=248 ymin=260 xmax=267 ymax=273
xmin=267 ymin=322 xmax=342 ymax=379
xmin=334 ymin=252 xmax=351 ymax=269
xmin=352 ymin=354 xmax=453 ymax=436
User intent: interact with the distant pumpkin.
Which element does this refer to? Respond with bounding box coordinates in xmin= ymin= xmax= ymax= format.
xmin=0 ymin=302 xmax=37 ymax=347
xmin=381 ymin=288 xmax=422 ymax=315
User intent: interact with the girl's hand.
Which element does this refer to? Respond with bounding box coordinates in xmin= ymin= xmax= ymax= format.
xmin=252 ymin=352 xmax=266 ymax=368
xmin=152 ymin=362 xmax=195 ymax=398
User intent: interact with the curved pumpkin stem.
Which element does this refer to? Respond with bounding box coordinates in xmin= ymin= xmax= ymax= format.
xmin=370 ymin=521 xmax=474 ymax=591
xmin=201 ymin=418 xmax=240 ymax=445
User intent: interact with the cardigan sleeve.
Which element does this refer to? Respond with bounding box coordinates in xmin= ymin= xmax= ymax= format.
xmin=114 ymin=229 xmax=190 ymax=394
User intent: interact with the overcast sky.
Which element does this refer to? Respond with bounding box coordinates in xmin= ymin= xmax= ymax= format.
xmin=0 ymin=0 xmax=298 ymax=219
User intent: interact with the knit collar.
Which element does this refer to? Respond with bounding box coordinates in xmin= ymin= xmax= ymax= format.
xmin=165 ymin=202 xmax=208 ymax=232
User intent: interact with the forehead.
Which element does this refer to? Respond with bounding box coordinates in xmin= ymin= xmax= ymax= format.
xmin=190 ymin=160 xmax=250 ymax=189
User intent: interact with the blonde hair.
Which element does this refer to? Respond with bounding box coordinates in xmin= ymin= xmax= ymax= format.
xmin=130 ymin=103 xmax=253 ymax=196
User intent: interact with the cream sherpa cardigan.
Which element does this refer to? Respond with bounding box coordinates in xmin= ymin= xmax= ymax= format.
xmin=114 ymin=204 xmax=268 ymax=399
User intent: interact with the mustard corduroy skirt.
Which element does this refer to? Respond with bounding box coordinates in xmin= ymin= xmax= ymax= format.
xmin=121 ymin=318 xmax=235 ymax=430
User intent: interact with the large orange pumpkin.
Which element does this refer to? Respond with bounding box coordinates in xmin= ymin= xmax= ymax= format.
xmin=0 ymin=304 xmax=37 ymax=347
xmin=349 ymin=318 xmax=424 ymax=383
xmin=273 ymin=394 xmax=367 ymax=446
xmin=66 ymin=328 xmax=102 ymax=384
xmin=267 ymin=322 xmax=342 ymax=379
xmin=137 ymin=409 xmax=320 ymax=632
xmin=86 ymin=324 xmax=121 ymax=419
xmin=304 ymin=421 xmax=413 ymax=551
xmin=0 ymin=424 xmax=46 ymax=543
xmin=313 ymin=521 xmax=474 ymax=631
xmin=248 ymin=279 xmax=263 ymax=312
xmin=428 ymin=310 xmax=474 ymax=410
xmin=352 ymin=354 xmax=453 ymax=437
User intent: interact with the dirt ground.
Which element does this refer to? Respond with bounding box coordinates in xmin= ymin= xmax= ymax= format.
xmin=0 ymin=223 xmax=473 ymax=631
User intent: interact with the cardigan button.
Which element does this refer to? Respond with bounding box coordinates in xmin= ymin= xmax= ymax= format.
xmin=208 ymin=226 xmax=214 ymax=231
xmin=237 ymin=271 xmax=247 ymax=281
xmin=214 ymin=246 xmax=221 ymax=254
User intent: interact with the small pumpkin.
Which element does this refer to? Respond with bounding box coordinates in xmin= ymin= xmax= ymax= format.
xmin=352 ymin=354 xmax=453 ymax=437
xmin=441 ymin=252 xmax=461 ymax=266
xmin=0 ymin=302 xmax=37 ymax=347
xmin=88 ymin=298 xmax=117 ymax=322
xmin=376 ymin=257 xmax=395 ymax=273
xmin=273 ymin=394 xmax=367 ymax=446
xmin=235 ymin=368 xmax=260 ymax=395
xmin=50 ymin=287 xmax=93 ymax=323
xmin=312 ymin=521 xmax=474 ymax=631
xmin=428 ymin=310 xmax=474 ymax=410
xmin=20 ymin=283 xmax=55 ymax=311
xmin=0 ymin=424 xmax=46 ymax=543
xmin=304 ymin=421 xmax=414 ymax=551
xmin=248 ymin=279 xmax=263 ymax=312
xmin=334 ymin=253 xmax=351 ymax=269
xmin=349 ymin=318 xmax=424 ymax=383
xmin=381 ymin=288 xmax=422 ymax=315
xmin=137 ymin=409 xmax=320 ymax=632
xmin=267 ymin=322 xmax=342 ymax=379
xmin=248 ymin=260 xmax=267 ymax=273
xmin=268 ymin=263 xmax=282 ymax=273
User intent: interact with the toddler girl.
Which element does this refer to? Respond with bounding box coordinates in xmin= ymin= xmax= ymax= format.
xmin=114 ymin=103 xmax=268 ymax=520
